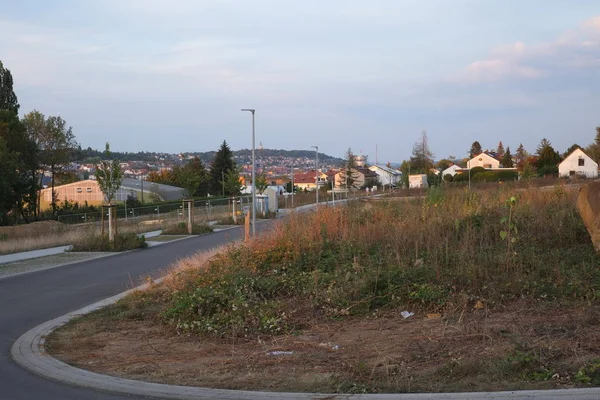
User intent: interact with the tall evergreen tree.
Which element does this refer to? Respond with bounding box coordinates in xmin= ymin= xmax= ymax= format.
xmin=535 ymin=138 xmax=561 ymax=176
xmin=410 ymin=130 xmax=434 ymax=174
xmin=469 ymin=141 xmax=482 ymax=158
xmin=209 ymin=140 xmax=236 ymax=196
xmin=515 ymin=143 xmax=528 ymax=171
xmin=496 ymin=141 xmax=505 ymax=158
xmin=0 ymin=61 xmax=19 ymax=114
xmin=339 ymin=148 xmax=360 ymax=189
xmin=501 ymin=146 xmax=514 ymax=168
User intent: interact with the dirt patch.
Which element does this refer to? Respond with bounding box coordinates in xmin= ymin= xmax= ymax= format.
xmin=46 ymin=301 xmax=600 ymax=393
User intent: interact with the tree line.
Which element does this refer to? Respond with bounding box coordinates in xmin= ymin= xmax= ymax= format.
xmin=399 ymin=128 xmax=600 ymax=184
xmin=0 ymin=61 xmax=79 ymax=225
xmin=146 ymin=141 xmax=244 ymax=198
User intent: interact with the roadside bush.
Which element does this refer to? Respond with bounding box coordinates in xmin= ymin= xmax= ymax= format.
xmin=162 ymin=222 xmax=213 ymax=235
xmin=70 ymin=232 xmax=148 ymax=252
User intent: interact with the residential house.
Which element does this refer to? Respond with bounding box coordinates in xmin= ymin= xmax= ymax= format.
xmin=442 ymin=165 xmax=461 ymax=178
xmin=293 ymin=170 xmax=318 ymax=191
xmin=559 ymin=148 xmax=598 ymax=178
xmin=368 ymin=165 xmax=402 ymax=187
xmin=467 ymin=152 xmax=500 ymax=169
xmin=454 ymin=152 xmax=518 ymax=175
xmin=334 ymin=168 xmax=379 ymax=189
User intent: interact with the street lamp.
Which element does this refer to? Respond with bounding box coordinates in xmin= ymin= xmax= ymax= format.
xmin=241 ymin=108 xmax=256 ymax=235
xmin=311 ymin=145 xmax=319 ymax=205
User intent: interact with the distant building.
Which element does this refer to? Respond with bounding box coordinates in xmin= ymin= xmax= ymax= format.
xmin=368 ymin=165 xmax=402 ymax=187
xmin=559 ymin=148 xmax=598 ymax=178
xmin=442 ymin=165 xmax=461 ymax=178
xmin=334 ymin=168 xmax=379 ymax=189
xmin=409 ymin=174 xmax=428 ymax=189
xmin=39 ymin=178 xmax=186 ymax=210
xmin=467 ymin=152 xmax=500 ymax=169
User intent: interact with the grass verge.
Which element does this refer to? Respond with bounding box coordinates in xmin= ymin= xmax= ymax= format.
xmin=70 ymin=232 xmax=148 ymax=252
xmin=162 ymin=222 xmax=213 ymax=235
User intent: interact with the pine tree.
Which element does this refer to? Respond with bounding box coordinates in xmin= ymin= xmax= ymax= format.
xmin=339 ymin=148 xmax=360 ymax=189
xmin=469 ymin=141 xmax=482 ymax=158
xmin=209 ymin=141 xmax=236 ymax=196
xmin=515 ymin=143 xmax=528 ymax=171
xmin=496 ymin=141 xmax=505 ymax=158
xmin=501 ymin=146 xmax=514 ymax=168
xmin=535 ymin=138 xmax=561 ymax=176
xmin=410 ymin=130 xmax=434 ymax=174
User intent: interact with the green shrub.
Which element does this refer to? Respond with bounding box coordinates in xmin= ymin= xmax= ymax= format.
xmin=162 ymin=222 xmax=213 ymax=235
xmin=70 ymin=232 xmax=148 ymax=252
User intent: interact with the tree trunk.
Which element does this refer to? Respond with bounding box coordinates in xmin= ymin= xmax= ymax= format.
xmin=51 ymin=165 xmax=56 ymax=217
xmin=108 ymin=206 xmax=113 ymax=242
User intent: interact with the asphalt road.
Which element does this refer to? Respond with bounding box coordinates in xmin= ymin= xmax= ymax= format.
xmin=0 ymin=224 xmax=262 ymax=400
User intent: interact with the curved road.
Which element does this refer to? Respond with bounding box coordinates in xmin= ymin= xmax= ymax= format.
xmin=0 ymin=225 xmax=253 ymax=400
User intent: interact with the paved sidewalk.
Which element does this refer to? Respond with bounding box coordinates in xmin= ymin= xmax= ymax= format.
xmin=0 ymin=230 xmax=163 ymax=266
xmin=12 ymin=284 xmax=600 ymax=400
xmin=0 ymin=246 xmax=71 ymax=265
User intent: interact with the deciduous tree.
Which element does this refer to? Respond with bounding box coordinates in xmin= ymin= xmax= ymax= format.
xmin=469 ymin=141 xmax=482 ymax=158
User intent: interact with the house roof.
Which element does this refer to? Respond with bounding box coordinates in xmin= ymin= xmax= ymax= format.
xmin=369 ymin=164 xmax=402 ymax=175
xmin=560 ymin=147 xmax=596 ymax=165
xmin=293 ymin=171 xmax=318 ymax=184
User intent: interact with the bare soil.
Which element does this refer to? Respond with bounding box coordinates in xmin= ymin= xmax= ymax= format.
xmin=46 ymin=301 xmax=600 ymax=394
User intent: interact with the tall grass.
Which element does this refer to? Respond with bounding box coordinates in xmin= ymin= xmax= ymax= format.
xmin=129 ymin=186 xmax=598 ymax=338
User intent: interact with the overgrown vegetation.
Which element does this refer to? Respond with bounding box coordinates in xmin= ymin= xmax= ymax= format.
xmin=70 ymin=232 xmax=148 ymax=252
xmin=118 ymin=186 xmax=595 ymax=339
xmin=162 ymin=222 xmax=213 ymax=235
xmin=49 ymin=185 xmax=600 ymax=393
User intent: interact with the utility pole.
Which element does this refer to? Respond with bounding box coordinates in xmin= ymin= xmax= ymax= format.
xmin=311 ymin=145 xmax=319 ymax=205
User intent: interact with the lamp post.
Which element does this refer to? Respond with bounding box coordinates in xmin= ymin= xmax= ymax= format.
xmin=291 ymin=165 xmax=295 ymax=208
xmin=311 ymin=145 xmax=319 ymax=205
xmin=241 ymin=108 xmax=256 ymax=235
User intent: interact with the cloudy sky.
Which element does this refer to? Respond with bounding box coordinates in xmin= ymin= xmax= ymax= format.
xmin=2 ymin=0 xmax=599 ymax=163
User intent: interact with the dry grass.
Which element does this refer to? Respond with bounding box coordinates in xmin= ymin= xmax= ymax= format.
xmin=0 ymin=214 xmax=200 ymax=255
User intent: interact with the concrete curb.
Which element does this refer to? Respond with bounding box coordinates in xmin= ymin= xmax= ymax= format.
xmin=11 ymin=287 xmax=600 ymax=400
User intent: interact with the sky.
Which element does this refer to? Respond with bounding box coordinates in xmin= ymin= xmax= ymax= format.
xmin=1 ymin=0 xmax=599 ymax=163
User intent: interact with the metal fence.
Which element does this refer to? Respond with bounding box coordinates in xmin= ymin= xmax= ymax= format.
xmin=56 ymin=196 xmax=253 ymax=225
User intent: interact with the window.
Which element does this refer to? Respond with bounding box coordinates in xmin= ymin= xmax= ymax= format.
xmin=86 ymin=188 xmax=92 ymax=193
xmin=579 ymin=158 xmax=585 ymax=167
xmin=570 ymin=171 xmax=576 ymax=176
xmin=76 ymin=188 xmax=83 ymax=193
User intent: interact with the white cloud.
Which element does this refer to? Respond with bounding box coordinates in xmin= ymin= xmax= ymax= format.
xmin=456 ymin=15 xmax=600 ymax=84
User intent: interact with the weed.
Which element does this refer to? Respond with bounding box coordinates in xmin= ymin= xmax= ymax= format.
xmin=575 ymin=359 xmax=600 ymax=385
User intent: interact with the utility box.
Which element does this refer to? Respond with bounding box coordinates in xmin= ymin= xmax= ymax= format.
xmin=409 ymin=174 xmax=428 ymax=189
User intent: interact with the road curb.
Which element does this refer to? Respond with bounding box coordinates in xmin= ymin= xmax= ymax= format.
xmin=11 ymin=286 xmax=600 ymax=400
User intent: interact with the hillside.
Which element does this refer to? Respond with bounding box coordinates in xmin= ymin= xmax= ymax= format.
xmin=80 ymin=147 xmax=343 ymax=165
